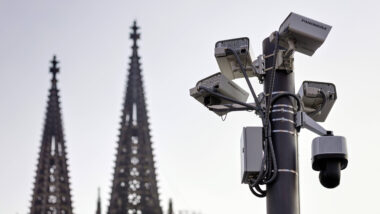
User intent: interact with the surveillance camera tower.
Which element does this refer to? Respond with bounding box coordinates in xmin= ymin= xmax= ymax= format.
xmin=190 ymin=12 xmax=348 ymax=214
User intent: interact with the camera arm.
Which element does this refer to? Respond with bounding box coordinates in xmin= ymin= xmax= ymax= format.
xmin=208 ymin=103 xmax=257 ymax=112
xmin=296 ymin=110 xmax=347 ymax=189
xmin=296 ymin=111 xmax=329 ymax=136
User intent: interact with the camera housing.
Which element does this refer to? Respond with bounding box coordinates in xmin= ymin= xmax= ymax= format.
xmin=189 ymin=72 xmax=249 ymax=115
xmin=214 ymin=37 xmax=255 ymax=80
xmin=298 ymin=81 xmax=337 ymax=122
xmin=279 ymin=12 xmax=332 ymax=56
xmin=312 ymin=135 xmax=348 ymax=188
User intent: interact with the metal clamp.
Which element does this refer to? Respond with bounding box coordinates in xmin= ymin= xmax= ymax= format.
xmin=296 ymin=111 xmax=328 ymax=136
xmin=272 ymin=130 xmax=295 ymax=135
xmin=275 ymin=49 xmax=294 ymax=72
xmin=271 ymin=108 xmax=295 ymax=115
xmin=272 ymin=117 xmax=295 ymax=124
xmin=278 ymin=169 xmax=298 ymax=175
xmin=272 ymin=104 xmax=295 ymax=110
xmin=252 ymin=55 xmax=266 ymax=82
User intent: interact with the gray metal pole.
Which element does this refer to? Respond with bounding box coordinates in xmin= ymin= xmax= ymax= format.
xmin=263 ymin=37 xmax=300 ymax=214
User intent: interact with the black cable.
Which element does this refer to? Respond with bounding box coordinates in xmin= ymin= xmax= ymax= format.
xmin=224 ymin=33 xmax=281 ymax=196
xmin=249 ymin=33 xmax=280 ymax=188
xmin=250 ymin=138 xmax=269 ymax=186
xmin=255 ymin=184 xmax=267 ymax=194
xmin=264 ymin=139 xmax=272 ymax=179
xmin=270 ymin=92 xmax=302 ymax=112
xmin=264 ymin=32 xmax=280 ymax=126
xmin=260 ymin=32 xmax=280 ymax=184
xmin=225 ymin=48 xmax=264 ymax=118
xmin=249 ymin=185 xmax=266 ymax=198
xmin=219 ymin=34 xmax=284 ymax=197
xmin=262 ymin=90 xmax=304 ymax=185
xmin=264 ymin=131 xmax=277 ymax=183
xmin=226 ymin=47 xmax=276 ymax=186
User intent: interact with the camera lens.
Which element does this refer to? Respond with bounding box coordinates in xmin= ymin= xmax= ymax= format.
xmin=319 ymin=159 xmax=341 ymax=188
xmin=204 ymin=96 xmax=221 ymax=106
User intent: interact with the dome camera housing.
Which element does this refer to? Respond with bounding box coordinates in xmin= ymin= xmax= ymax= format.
xmin=312 ymin=136 xmax=348 ymax=188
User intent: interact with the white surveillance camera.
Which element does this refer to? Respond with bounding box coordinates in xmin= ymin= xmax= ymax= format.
xmin=189 ymin=72 xmax=249 ymax=115
xmin=298 ymin=81 xmax=337 ymax=122
xmin=214 ymin=37 xmax=255 ymax=80
xmin=279 ymin=12 xmax=332 ymax=56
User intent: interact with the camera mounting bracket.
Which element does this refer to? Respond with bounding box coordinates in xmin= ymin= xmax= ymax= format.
xmin=276 ymin=40 xmax=295 ymax=72
xmin=296 ymin=111 xmax=328 ymax=136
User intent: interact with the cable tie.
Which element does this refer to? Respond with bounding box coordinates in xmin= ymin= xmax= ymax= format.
xmin=271 ymin=108 xmax=295 ymax=114
xmin=272 ymin=117 xmax=295 ymax=124
xmin=264 ymin=53 xmax=275 ymax=59
xmin=272 ymin=129 xmax=295 ymax=135
xmin=272 ymin=104 xmax=295 ymax=110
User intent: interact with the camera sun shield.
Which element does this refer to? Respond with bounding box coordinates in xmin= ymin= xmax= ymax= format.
xmin=279 ymin=12 xmax=332 ymax=56
xmin=189 ymin=72 xmax=249 ymax=116
xmin=214 ymin=37 xmax=255 ymax=80
xmin=298 ymin=81 xmax=337 ymax=122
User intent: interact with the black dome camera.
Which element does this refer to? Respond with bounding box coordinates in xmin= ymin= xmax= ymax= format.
xmin=312 ymin=136 xmax=348 ymax=188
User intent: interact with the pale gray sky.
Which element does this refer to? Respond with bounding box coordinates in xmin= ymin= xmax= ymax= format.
xmin=1 ymin=0 xmax=380 ymax=214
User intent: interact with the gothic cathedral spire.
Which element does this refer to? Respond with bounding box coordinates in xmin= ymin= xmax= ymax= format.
xmin=107 ymin=21 xmax=162 ymax=214
xmin=96 ymin=188 xmax=102 ymax=214
xmin=30 ymin=56 xmax=74 ymax=214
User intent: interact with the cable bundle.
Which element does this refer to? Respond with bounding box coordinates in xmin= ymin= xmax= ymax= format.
xmin=197 ymin=32 xmax=301 ymax=198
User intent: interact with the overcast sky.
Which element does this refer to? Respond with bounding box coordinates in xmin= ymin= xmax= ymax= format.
xmin=1 ymin=0 xmax=380 ymax=214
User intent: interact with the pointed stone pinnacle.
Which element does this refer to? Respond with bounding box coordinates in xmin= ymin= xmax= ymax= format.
xmin=50 ymin=55 xmax=59 ymax=80
xmin=130 ymin=20 xmax=140 ymax=42
xmin=30 ymin=56 xmax=73 ymax=214
xmin=108 ymin=21 xmax=162 ymax=214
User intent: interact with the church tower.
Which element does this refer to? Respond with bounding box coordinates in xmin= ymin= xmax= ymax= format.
xmin=96 ymin=188 xmax=102 ymax=214
xmin=107 ymin=21 xmax=162 ymax=214
xmin=29 ymin=56 xmax=74 ymax=214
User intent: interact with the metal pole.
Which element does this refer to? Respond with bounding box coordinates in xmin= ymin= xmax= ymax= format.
xmin=263 ymin=37 xmax=300 ymax=214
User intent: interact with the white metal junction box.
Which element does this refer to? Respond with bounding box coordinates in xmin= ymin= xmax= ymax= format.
xmin=241 ymin=127 xmax=263 ymax=184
